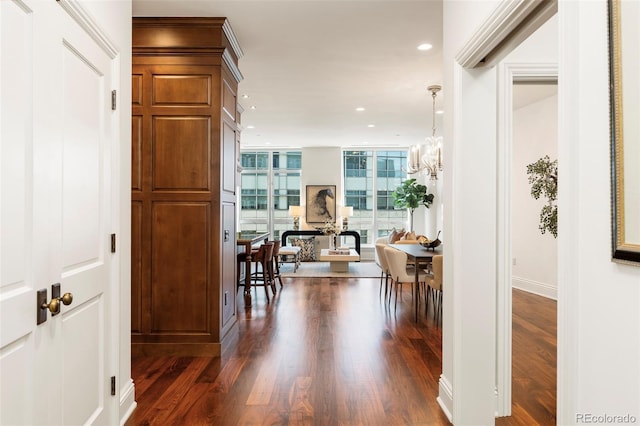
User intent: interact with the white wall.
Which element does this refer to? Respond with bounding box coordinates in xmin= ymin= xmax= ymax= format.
xmin=505 ymin=14 xmax=558 ymax=63
xmin=300 ymin=147 xmax=344 ymax=229
xmin=557 ymin=1 xmax=640 ymax=423
xmin=512 ymin=90 xmax=558 ymax=298
xmin=441 ymin=0 xmax=500 ymax=419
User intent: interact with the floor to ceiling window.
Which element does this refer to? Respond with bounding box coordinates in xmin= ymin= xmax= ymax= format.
xmin=343 ymin=150 xmax=408 ymax=244
xmin=239 ymin=151 xmax=301 ymax=240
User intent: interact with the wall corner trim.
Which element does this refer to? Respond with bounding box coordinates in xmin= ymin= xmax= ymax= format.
xmin=119 ymin=378 xmax=136 ymax=426
xmin=437 ymin=374 xmax=454 ymax=422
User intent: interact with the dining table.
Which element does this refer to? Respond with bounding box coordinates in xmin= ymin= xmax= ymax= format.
xmin=389 ymin=243 xmax=442 ymax=322
xmin=237 ymin=232 xmax=270 ymax=307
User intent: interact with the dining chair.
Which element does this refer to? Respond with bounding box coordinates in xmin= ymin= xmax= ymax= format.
xmin=375 ymin=241 xmax=391 ymax=301
xmin=427 ymin=255 xmax=443 ymax=322
xmin=384 ymin=246 xmax=428 ymax=310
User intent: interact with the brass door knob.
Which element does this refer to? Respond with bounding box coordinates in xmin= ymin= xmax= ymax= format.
xmin=60 ymin=292 xmax=73 ymax=306
xmin=41 ymin=292 xmax=73 ymax=314
xmin=42 ymin=297 xmax=60 ymax=314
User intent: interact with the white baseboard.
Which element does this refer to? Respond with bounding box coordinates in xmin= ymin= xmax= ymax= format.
xmin=437 ymin=374 xmax=454 ymax=423
xmin=512 ymin=276 xmax=557 ymax=300
xmin=119 ymin=378 xmax=137 ymax=426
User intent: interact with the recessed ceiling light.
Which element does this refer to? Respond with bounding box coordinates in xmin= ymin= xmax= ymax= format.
xmin=436 ymin=110 xmax=444 ymax=115
xmin=246 ymin=125 xmax=255 ymax=129
xmin=367 ymin=124 xmax=375 ymax=128
xmin=242 ymin=94 xmax=250 ymax=99
xmin=355 ymin=107 xmax=365 ymax=112
xmin=250 ymin=105 xmax=256 ymax=110
xmin=417 ymin=43 xmax=433 ymax=51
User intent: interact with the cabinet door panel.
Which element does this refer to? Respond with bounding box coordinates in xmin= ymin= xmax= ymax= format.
xmin=222 ymin=78 xmax=236 ymax=121
xmin=151 ymin=202 xmax=210 ymax=333
xmin=132 ymin=115 xmax=143 ymax=191
xmin=152 ymin=116 xmax=210 ymax=191
xmin=152 ymin=74 xmax=211 ymax=106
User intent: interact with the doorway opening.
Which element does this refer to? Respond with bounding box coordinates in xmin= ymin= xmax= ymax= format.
xmin=510 ymin=81 xmax=558 ymax=421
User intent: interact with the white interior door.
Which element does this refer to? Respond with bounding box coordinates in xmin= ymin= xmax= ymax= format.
xmin=0 ymin=2 xmax=37 ymax=424
xmin=1 ymin=1 xmax=116 ymax=424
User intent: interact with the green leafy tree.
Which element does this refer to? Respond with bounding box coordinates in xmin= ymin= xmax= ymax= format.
xmin=391 ymin=178 xmax=434 ymax=231
xmin=526 ymin=155 xmax=558 ymax=238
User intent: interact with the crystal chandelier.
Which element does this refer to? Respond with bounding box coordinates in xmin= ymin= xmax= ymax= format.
xmin=407 ymin=85 xmax=443 ymax=179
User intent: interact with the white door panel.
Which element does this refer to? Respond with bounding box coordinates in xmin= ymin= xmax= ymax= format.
xmin=0 ymin=0 xmax=33 ymax=344
xmin=61 ymin=37 xmax=106 ymax=270
xmin=0 ymin=1 xmax=35 ymax=425
xmin=62 ymin=296 xmax=105 ymax=425
xmin=0 ymin=336 xmax=34 ymax=425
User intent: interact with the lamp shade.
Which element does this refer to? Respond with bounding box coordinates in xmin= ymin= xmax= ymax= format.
xmin=288 ymin=205 xmax=302 ymax=217
xmin=341 ymin=206 xmax=353 ymax=217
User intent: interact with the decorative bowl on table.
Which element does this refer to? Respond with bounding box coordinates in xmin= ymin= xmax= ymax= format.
xmin=419 ymin=239 xmax=441 ymax=250
xmin=419 ymin=231 xmax=441 ymax=251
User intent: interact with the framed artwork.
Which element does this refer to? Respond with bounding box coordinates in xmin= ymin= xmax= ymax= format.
xmin=609 ymin=0 xmax=640 ymax=264
xmin=305 ymin=185 xmax=336 ymax=224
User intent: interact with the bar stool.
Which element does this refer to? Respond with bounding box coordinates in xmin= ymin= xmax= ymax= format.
xmin=271 ymin=241 xmax=284 ymax=289
xmin=237 ymin=251 xmax=247 ymax=291
xmin=249 ymin=242 xmax=275 ymax=302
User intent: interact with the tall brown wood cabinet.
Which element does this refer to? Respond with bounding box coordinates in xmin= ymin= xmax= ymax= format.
xmin=131 ymin=18 xmax=243 ymax=356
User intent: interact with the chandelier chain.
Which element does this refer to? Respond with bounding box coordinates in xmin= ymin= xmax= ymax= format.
xmin=432 ymin=90 xmax=437 ymax=138
xmin=405 ymin=84 xmax=442 ymax=179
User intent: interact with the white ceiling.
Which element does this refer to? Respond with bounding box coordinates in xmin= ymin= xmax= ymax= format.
xmin=132 ymin=0 xmax=444 ymax=149
xmin=513 ymin=83 xmax=557 ymax=110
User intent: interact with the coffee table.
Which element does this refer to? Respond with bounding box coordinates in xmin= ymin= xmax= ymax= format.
xmin=318 ymin=249 xmax=360 ymax=272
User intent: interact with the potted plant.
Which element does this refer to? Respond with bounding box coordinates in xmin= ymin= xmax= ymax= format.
xmin=391 ymin=178 xmax=434 ymax=232
xmin=526 ymin=155 xmax=558 ymax=238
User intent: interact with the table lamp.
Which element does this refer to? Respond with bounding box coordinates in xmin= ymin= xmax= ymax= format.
xmin=288 ymin=205 xmax=302 ymax=230
xmin=341 ymin=206 xmax=353 ymax=230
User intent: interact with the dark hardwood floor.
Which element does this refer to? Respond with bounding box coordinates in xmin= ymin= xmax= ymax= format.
xmin=497 ymin=290 xmax=557 ymax=426
xmin=126 ymin=277 xmax=556 ymax=425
